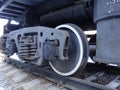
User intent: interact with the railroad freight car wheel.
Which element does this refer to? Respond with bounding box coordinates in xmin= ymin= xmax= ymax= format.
xmin=49 ymin=24 xmax=89 ymax=76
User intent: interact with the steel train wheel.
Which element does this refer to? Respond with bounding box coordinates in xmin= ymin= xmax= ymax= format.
xmin=49 ymin=24 xmax=89 ymax=76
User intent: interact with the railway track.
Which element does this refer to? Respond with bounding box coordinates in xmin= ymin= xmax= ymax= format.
xmin=0 ymin=58 xmax=119 ymax=90
xmin=0 ymin=59 xmax=68 ymax=90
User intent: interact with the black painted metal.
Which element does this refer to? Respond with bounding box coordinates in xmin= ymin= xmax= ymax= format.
xmin=89 ymin=35 xmax=96 ymax=60
xmin=94 ymin=0 xmax=120 ymax=65
xmin=37 ymin=0 xmax=76 ymax=15
xmin=94 ymin=0 xmax=120 ymax=23
xmin=5 ymin=58 xmax=114 ymax=90
xmin=40 ymin=3 xmax=93 ymax=26
xmin=0 ymin=0 xmax=95 ymax=29
xmin=0 ymin=0 xmax=28 ymax=19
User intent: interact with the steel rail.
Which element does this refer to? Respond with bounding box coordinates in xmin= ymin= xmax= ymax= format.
xmin=4 ymin=58 xmax=117 ymax=90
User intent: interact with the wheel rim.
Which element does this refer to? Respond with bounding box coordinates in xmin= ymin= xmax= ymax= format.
xmin=49 ymin=24 xmax=89 ymax=76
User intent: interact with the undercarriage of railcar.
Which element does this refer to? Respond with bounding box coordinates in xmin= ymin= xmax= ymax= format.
xmin=0 ymin=0 xmax=120 ymax=77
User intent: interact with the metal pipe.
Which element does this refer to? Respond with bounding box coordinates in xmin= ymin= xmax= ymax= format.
xmin=40 ymin=3 xmax=93 ymax=26
xmin=89 ymin=45 xmax=96 ymax=53
xmin=37 ymin=0 xmax=76 ymax=15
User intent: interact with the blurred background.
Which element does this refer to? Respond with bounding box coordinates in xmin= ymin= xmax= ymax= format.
xmin=0 ymin=18 xmax=20 ymax=60
xmin=0 ymin=18 xmax=8 ymax=37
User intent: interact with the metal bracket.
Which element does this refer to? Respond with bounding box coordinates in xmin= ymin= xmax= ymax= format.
xmin=2 ymin=26 xmax=70 ymax=65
